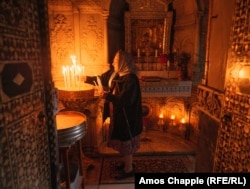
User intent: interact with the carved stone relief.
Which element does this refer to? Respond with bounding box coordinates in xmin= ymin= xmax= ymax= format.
xmin=197 ymin=85 xmax=224 ymax=121
xmin=125 ymin=0 xmax=173 ymax=55
xmin=127 ymin=0 xmax=171 ymax=12
xmin=48 ymin=0 xmax=109 ymax=88
xmin=49 ymin=13 xmax=75 ymax=84
xmin=80 ymin=15 xmax=103 ymax=63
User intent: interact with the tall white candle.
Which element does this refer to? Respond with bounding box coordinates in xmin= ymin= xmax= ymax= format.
xmin=70 ymin=67 xmax=75 ymax=89
xmin=170 ymin=114 xmax=175 ymax=120
xmin=167 ymin=60 xmax=170 ymax=69
xmin=66 ymin=66 xmax=70 ymax=89
xmin=62 ymin=66 xmax=67 ymax=88
xmin=62 ymin=55 xmax=85 ymax=90
xmin=155 ymin=49 xmax=158 ymax=57
xmin=163 ymin=18 xmax=166 ymax=53
xmin=181 ymin=118 xmax=186 ymax=124
xmin=71 ymin=55 xmax=76 ymax=66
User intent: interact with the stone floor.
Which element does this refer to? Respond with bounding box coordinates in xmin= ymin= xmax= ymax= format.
xmin=80 ymin=129 xmax=197 ymax=189
xmin=99 ymin=129 xmax=196 ymax=155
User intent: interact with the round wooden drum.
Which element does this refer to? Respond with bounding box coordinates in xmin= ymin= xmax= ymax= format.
xmin=56 ymin=111 xmax=87 ymax=147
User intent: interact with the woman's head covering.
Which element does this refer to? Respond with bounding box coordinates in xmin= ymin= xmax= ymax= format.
xmin=113 ymin=50 xmax=136 ymax=76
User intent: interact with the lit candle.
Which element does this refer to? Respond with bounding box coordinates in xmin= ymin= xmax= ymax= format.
xmin=70 ymin=66 xmax=75 ymax=89
xmin=163 ymin=18 xmax=166 ymax=53
xmin=65 ymin=66 xmax=70 ymax=88
xmin=158 ymin=113 xmax=164 ymax=125
xmin=181 ymin=118 xmax=186 ymax=124
xmin=170 ymin=114 xmax=176 ymax=126
xmin=167 ymin=60 xmax=170 ymax=69
xmin=62 ymin=55 xmax=85 ymax=90
xmin=76 ymin=65 xmax=80 ymax=89
xmin=71 ymin=55 xmax=76 ymax=66
xmin=62 ymin=66 xmax=67 ymax=88
xmin=170 ymin=114 xmax=175 ymax=120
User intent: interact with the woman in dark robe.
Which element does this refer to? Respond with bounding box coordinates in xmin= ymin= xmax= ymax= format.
xmin=84 ymin=50 xmax=143 ymax=179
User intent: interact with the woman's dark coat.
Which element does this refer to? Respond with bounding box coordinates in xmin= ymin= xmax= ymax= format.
xmin=86 ymin=70 xmax=143 ymax=141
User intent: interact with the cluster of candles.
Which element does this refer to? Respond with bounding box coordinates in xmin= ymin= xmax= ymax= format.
xmin=158 ymin=114 xmax=186 ymax=126
xmin=157 ymin=113 xmax=188 ymax=133
xmin=62 ymin=55 xmax=85 ymax=90
xmin=171 ymin=115 xmax=186 ymax=125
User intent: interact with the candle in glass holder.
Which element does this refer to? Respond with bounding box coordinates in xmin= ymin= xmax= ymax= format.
xmin=170 ymin=114 xmax=175 ymax=120
xmin=181 ymin=118 xmax=186 ymax=124
xmin=158 ymin=113 xmax=165 ymax=130
xmin=170 ymin=114 xmax=175 ymax=126
xmin=179 ymin=118 xmax=186 ymax=132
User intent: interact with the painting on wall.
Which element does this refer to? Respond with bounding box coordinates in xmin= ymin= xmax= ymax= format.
xmin=131 ymin=19 xmax=166 ymax=57
xmin=125 ymin=11 xmax=172 ymax=58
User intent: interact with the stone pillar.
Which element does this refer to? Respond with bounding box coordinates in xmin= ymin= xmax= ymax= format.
xmin=102 ymin=11 xmax=109 ymax=65
xmin=72 ymin=6 xmax=81 ymax=64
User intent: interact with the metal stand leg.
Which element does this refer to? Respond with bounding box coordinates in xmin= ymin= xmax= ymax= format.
xmin=61 ymin=148 xmax=70 ymax=189
xmin=76 ymin=140 xmax=84 ymax=189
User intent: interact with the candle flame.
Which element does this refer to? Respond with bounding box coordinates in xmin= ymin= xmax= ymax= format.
xmin=71 ymin=55 xmax=76 ymax=65
xmin=62 ymin=55 xmax=85 ymax=90
xmin=181 ymin=118 xmax=185 ymax=124
xmin=170 ymin=115 xmax=175 ymax=120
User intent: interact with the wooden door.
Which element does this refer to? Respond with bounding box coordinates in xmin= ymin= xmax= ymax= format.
xmin=0 ymin=1 xmax=58 ymax=189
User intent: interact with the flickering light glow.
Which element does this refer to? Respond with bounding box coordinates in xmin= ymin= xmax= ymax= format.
xmin=62 ymin=55 xmax=85 ymax=90
xmin=158 ymin=113 xmax=164 ymax=126
xmin=181 ymin=118 xmax=186 ymax=124
xmin=239 ymin=65 xmax=250 ymax=78
xmin=170 ymin=114 xmax=175 ymax=120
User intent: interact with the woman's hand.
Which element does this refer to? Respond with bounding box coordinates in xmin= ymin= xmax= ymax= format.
xmin=80 ymin=75 xmax=87 ymax=82
xmin=99 ymin=90 xmax=109 ymax=99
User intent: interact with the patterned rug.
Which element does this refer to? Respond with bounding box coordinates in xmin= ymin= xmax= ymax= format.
xmin=99 ymin=155 xmax=190 ymax=184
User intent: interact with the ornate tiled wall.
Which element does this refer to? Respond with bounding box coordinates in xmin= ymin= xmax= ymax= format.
xmin=196 ymin=85 xmax=224 ymax=172
xmin=214 ymin=0 xmax=250 ymax=172
xmin=0 ymin=1 xmax=58 ymax=189
xmin=197 ymin=0 xmax=250 ymax=172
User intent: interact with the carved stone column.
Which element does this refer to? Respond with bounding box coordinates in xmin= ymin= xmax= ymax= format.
xmin=102 ymin=11 xmax=109 ymax=65
xmin=72 ymin=5 xmax=81 ymax=63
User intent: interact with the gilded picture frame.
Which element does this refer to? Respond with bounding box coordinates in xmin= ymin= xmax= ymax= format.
xmin=125 ymin=11 xmax=173 ymax=57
